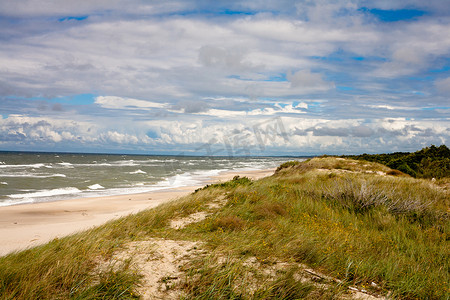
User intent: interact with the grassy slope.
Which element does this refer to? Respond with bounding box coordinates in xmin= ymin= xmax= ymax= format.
xmin=0 ymin=158 xmax=449 ymax=299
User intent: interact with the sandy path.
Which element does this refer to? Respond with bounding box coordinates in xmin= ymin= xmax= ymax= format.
xmin=0 ymin=168 xmax=275 ymax=256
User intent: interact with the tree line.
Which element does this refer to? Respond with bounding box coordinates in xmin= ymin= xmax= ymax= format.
xmin=342 ymin=145 xmax=450 ymax=179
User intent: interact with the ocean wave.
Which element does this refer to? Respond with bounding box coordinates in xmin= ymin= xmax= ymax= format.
xmin=88 ymin=184 xmax=104 ymax=190
xmin=91 ymin=163 xmax=112 ymax=166
xmin=0 ymin=199 xmax=34 ymax=207
xmin=129 ymin=169 xmax=147 ymax=174
xmin=111 ymin=160 xmax=139 ymax=166
xmin=0 ymin=163 xmax=46 ymax=169
xmin=8 ymin=187 xmax=82 ymax=199
xmin=0 ymin=173 xmax=66 ymax=178
xmin=0 ymin=182 xmax=7 ymax=185
xmin=57 ymin=162 xmax=74 ymax=167
xmin=70 ymin=163 xmax=112 ymax=167
xmin=161 ymin=169 xmax=227 ymax=188
xmin=52 ymin=174 xmax=67 ymax=178
xmin=0 ymin=155 xmax=293 ymax=206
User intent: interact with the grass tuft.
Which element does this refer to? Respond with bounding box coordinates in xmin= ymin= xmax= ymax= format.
xmin=252 ymin=270 xmax=314 ymax=299
xmin=214 ymin=215 xmax=246 ymax=231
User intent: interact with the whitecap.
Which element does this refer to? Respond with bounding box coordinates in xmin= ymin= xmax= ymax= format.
xmin=57 ymin=162 xmax=73 ymax=167
xmin=129 ymin=169 xmax=147 ymax=174
xmin=0 ymin=163 xmax=45 ymax=169
xmin=0 ymin=182 xmax=7 ymax=185
xmin=52 ymin=174 xmax=66 ymax=178
xmin=31 ymin=163 xmax=45 ymax=169
xmin=88 ymin=184 xmax=104 ymax=190
xmin=0 ymin=174 xmax=60 ymax=178
xmin=113 ymin=160 xmax=138 ymax=166
xmin=0 ymin=173 xmax=66 ymax=178
xmin=8 ymin=187 xmax=82 ymax=199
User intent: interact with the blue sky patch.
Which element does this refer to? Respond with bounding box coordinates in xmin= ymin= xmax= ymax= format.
xmin=360 ymin=8 xmax=427 ymax=22
xmin=337 ymin=86 xmax=354 ymax=91
xmin=430 ymin=65 xmax=450 ymax=73
xmin=58 ymin=16 xmax=88 ymax=22
xmin=146 ymin=130 xmax=159 ymax=139
xmin=266 ymin=74 xmax=287 ymax=82
xmin=220 ymin=9 xmax=255 ymax=16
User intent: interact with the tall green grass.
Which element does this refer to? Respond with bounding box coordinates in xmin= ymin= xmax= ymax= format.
xmin=0 ymin=158 xmax=448 ymax=299
xmin=178 ymin=159 xmax=449 ymax=299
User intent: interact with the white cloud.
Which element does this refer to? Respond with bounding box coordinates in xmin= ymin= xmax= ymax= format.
xmin=372 ymin=21 xmax=450 ymax=78
xmin=95 ymin=96 xmax=167 ymax=110
xmin=0 ymin=115 xmax=90 ymax=144
xmin=188 ymin=102 xmax=308 ymax=117
xmin=0 ymin=112 xmax=447 ymax=155
xmin=1 ymin=1 xmax=449 ymax=154
xmin=100 ymin=131 xmax=141 ymax=144
xmin=0 ymin=0 xmax=188 ymax=17
xmin=365 ymin=104 xmax=419 ymax=111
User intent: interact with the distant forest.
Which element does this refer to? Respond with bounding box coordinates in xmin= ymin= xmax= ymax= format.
xmin=342 ymin=145 xmax=450 ymax=179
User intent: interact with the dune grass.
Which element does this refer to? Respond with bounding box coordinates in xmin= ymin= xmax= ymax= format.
xmin=0 ymin=157 xmax=448 ymax=299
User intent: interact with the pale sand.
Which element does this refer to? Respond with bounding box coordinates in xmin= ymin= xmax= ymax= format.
xmin=0 ymin=168 xmax=275 ymax=256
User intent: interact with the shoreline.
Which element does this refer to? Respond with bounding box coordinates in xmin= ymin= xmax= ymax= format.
xmin=0 ymin=168 xmax=275 ymax=256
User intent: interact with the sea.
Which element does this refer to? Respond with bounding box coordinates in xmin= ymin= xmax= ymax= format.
xmin=0 ymin=152 xmax=302 ymax=207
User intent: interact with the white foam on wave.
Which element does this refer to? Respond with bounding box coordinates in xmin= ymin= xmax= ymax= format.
xmin=0 ymin=163 xmax=46 ymax=169
xmin=52 ymin=174 xmax=66 ymax=178
xmin=0 ymin=198 xmax=34 ymax=207
xmin=164 ymin=172 xmax=199 ymax=187
xmin=112 ymin=160 xmax=138 ymax=167
xmin=0 ymin=182 xmax=7 ymax=185
xmin=0 ymin=173 xmax=66 ymax=178
xmin=80 ymin=169 xmax=229 ymax=200
xmin=74 ymin=163 xmax=112 ymax=167
xmin=88 ymin=184 xmax=104 ymax=190
xmin=161 ymin=168 xmax=228 ymax=188
xmin=194 ymin=169 xmax=227 ymax=177
xmin=57 ymin=162 xmax=73 ymax=167
xmin=129 ymin=169 xmax=147 ymax=174
xmin=8 ymin=187 xmax=82 ymax=199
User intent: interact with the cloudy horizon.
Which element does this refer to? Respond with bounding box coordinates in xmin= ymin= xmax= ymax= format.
xmin=0 ymin=0 xmax=449 ymax=156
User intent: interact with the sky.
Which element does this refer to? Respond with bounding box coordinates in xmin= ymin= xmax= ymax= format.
xmin=0 ymin=0 xmax=449 ymax=156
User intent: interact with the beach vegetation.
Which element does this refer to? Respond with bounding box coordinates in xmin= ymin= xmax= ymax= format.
xmin=0 ymin=156 xmax=448 ymax=299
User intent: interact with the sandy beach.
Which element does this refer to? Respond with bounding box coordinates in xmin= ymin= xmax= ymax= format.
xmin=0 ymin=168 xmax=274 ymax=256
